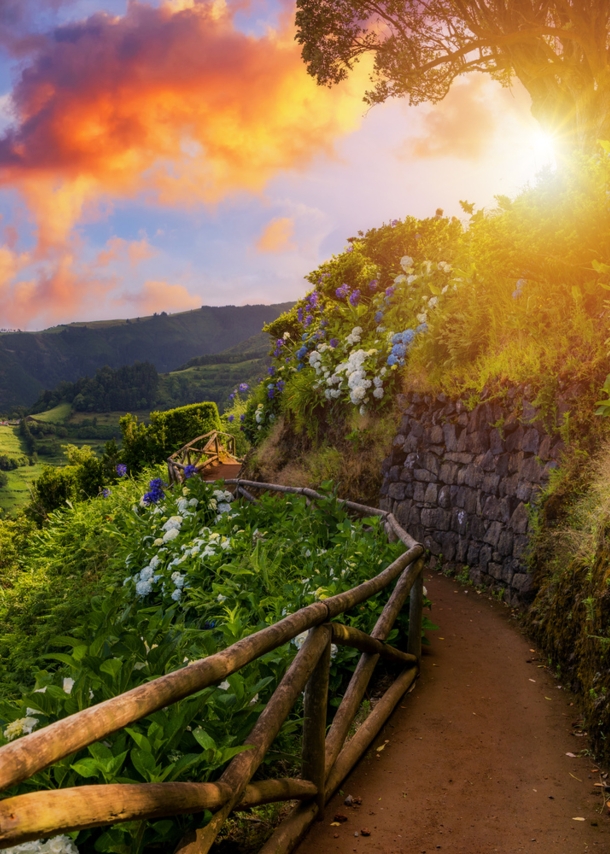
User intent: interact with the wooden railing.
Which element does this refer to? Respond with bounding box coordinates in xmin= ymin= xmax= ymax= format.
xmin=167 ymin=430 xmax=241 ymax=484
xmin=0 ymin=482 xmax=425 ymax=854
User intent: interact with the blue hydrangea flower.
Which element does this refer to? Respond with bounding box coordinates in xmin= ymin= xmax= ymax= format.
xmin=369 ymin=279 xmax=378 ymax=291
xmin=335 ymin=284 xmax=350 ymax=299
xmin=101 ymin=488 xmax=111 ymax=498
xmin=184 ymin=464 xmax=197 ymax=479
xmin=268 ymin=366 xmax=275 ymax=376
xmin=116 ymin=463 xmax=127 ymax=477
xmin=349 ymin=289 xmax=361 ymax=307
xmin=296 ymin=346 xmax=308 ymax=359
xmin=239 ymin=383 xmax=249 ymax=392
xmin=143 ymin=478 xmax=165 ymax=505
xmin=329 ymin=338 xmax=339 ymax=348
xmin=227 ymin=414 xmax=234 ymax=423
xmin=375 ymin=311 xmax=384 ymax=323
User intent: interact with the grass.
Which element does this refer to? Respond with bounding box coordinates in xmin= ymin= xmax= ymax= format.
xmin=33 ymin=402 xmax=72 ymax=423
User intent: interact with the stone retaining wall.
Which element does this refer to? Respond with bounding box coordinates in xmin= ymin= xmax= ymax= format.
xmin=379 ymin=390 xmax=567 ymax=602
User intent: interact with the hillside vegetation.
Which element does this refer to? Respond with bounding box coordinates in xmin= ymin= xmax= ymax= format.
xmin=238 ymin=150 xmax=610 ymax=499
xmin=0 ymin=304 xmax=292 ymax=412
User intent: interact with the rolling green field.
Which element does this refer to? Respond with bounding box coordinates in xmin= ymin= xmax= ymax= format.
xmin=0 ymin=425 xmax=110 ymax=513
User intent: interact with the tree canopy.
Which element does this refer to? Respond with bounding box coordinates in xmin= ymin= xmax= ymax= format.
xmin=295 ymin=0 xmax=610 ymax=152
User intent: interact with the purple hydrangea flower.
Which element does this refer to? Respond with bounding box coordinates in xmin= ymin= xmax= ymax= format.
xmin=346 ymin=245 xmax=353 ymax=252
xmin=101 ymin=488 xmax=111 ymax=498
xmin=116 ymin=463 xmax=127 ymax=477
xmin=227 ymin=414 xmax=235 ymax=423
xmin=297 ymin=307 xmax=304 ymax=323
xmin=304 ymin=315 xmax=313 ymax=327
xmin=375 ymin=311 xmax=384 ymax=323
xmin=277 ymin=379 xmax=285 ymax=391
xmin=369 ymin=279 xmax=378 ymax=291
xmin=390 ymin=219 xmax=399 ymax=227
xmin=329 ymin=338 xmax=339 ymax=348
xmin=240 ymin=414 xmax=245 ymax=422
xmin=335 ymin=284 xmax=350 ymax=299
xmin=183 ymin=464 xmax=197 ymax=479
xmin=349 ymin=289 xmax=361 ymax=307
xmin=307 ymin=291 xmax=319 ymax=309
xmin=385 ymin=286 xmax=395 ymax=298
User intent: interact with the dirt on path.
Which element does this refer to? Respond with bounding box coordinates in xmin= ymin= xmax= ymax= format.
xmin=296 ymin=570 xmax=610 ymax=854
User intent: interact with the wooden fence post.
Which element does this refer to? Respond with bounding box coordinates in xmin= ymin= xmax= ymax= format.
xmin=407 ymin=569 xmax=424 ymax=660
xmin=302 ymin=629 xmax=331 ymax=820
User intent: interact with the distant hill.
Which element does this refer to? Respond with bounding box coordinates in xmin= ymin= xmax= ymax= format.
xmin=0 ymin=304 xmax=292 ymax=412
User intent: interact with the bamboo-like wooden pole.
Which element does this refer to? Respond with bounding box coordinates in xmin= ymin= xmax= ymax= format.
xmin=407 ymin=571 xmax=424 ymax=660
xmin=0 ymin=778 xmax=318 ymax=848
xmin=174 ymin=625 xmax=331 ymax=854
xmin=324 ymin=557 xmax=424 ymax=774
xmin=302 ymin=630 xmax=331 ymax=821
xmin=330 ymin=623 xmax=417 ymax=666
xmin=259 ymin=666 xmax=418 ymax=854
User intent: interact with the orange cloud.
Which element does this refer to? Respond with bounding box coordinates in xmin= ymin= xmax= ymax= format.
xmin=0 ymin=2 xmax=367 ymax=209
xmin=256 ymin=216 xmax=296 ymax=253
xmin=96 ymin=236 xmax=156 ymax=268
xmin=119 ymin=279 xmax=201 ymax=315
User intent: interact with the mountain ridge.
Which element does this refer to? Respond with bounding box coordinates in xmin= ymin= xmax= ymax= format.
xmin=0 ymin=303 xmax=292 ymax=412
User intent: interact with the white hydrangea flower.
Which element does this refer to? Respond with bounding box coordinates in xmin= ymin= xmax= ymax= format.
xmin=407 ymin=274 xmax=418 ymax=284
xmin=171 ymin=572 xmax=186 ymax=588
xmin=428 ymin=296 xmax=438 ymax=308
xmin=394 ymin=274 xmax=407 ymax=284
xmin=249 ymin=693 xmax=259 ymax=706
xmin=217 ymin=594 xmax=227 ymax=603
xmin=162 ymin=516 xmax=183 ymax=532
xmin=62 ymin=677 xmax=74 ymax=694
xmin=400 ymin=255 xmax=414 ymax=270
xmin=163 ymin=528 xmax=180 ymax=543
xmin=171 ymin=589 xmax=182 ymax=601
xmin=218 ymin=680 xmax=230 ymax=690
xmin=416 ymin=312 xmax=428 ymax=324
xmin=135 ymin=579 xmax=153 ymax=597
xmin=292 ymin=631 xmax=308 ymax=650
xmin=3 ymin=716 xmax=39 ymax=741
xmin=373 ymin=387 xmax=384 ymax=399
xmin=2 ymin=836 xmax=80 ymax=854
xmin=330 ymin=644 xmax=338 ymax=659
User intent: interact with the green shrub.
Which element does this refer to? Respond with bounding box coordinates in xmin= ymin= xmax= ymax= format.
xmin=120 ymin=402 xmax=221 ymax=472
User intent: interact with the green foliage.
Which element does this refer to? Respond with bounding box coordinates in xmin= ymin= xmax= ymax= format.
xmin=31 ymin=362 xmax=160 ymax=415
xmin=120 ymin=402 xmax=221 ymax=472
xmin=0 ymin=476 xmax=433 ymax=853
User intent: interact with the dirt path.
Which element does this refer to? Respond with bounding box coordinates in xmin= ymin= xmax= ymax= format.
xmin=296 ymin=570 xmax=610 ymax=854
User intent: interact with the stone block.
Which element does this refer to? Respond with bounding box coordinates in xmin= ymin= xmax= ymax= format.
xmin=424 ymin=482 xmax=438 ymax=504
xmin=380 ymin=480 xmax=389 ymax=496
xmin=522 ymin=428 xmax=540 ymax=454
xmin=443 ymin=423 xmax=458 ymax=452
xmin=421 ymin=507 xmax=451 ymax=531
xmin=489 ymin=428 xmax=503 ymax=455
xmin=480 ymin=450 xmax=496 ymax=471
xmin=522 ymin=401 xmax=538 ymax=423
xmin=422 ymin=452 xmax=440 ymax=476
xmin=479 ymin=544 xmax=492 ymax=569
xmin=482 ymin=495 xmax=510 ymax=522
xmin=424 ymin=534 xmax=442 ymax=556
xmin=392 ymin=433 xmax=406 ymax=447
xmin=389 ymin=465 xmax=401 ymax=481
xmin=464 ymin=466 xmax=483 ymax=489
xmin=463 ymin=488 xmax=479 ymax=514
xmin=538 ymin=434 xmax=553 ymax=460
xmin=488 ymin=562 xmax=504 ymax=581
xmin=388 ymin=481 xmax=407 ymax=500
xmin=509 ymin=502 xmax=529 ymax=534
xmin=495 ymin=454 xmax=510 ymax=478
xmin=481 ymin=473 xmax=500 ymax=495
xmin=413 ymin=481 xmax=426 ymax=502
xmin=395 ymin=501 xmax=412 ymax=529
xmin=414 ymin=468 xmax=437 ymax=483
xmin=451 ymin=507 xmax=469 ymax=535
xmin=505 ymin=425 xmax=524 ymax=453
xmin=515 ymin=482 xmax=532 ymax=503
xmin=456 ymin=537 xmax=469 ymax=563
xmin=519 ymin=455 xmax=543 ymax=483
xmin=497 ymin=530 xmax=514 ymax=557
xmin=512 ymin=535 xmax=529 ymax=561
xmin=457 ymin=429 xmax=469 ymax=453
xmin=445 ymin=452 xmax=475 ymax=465
xmin=410 ymin=421 xmax=424 ymax=439
xmin=429 ymin=424 xmax=444 ymax=444
xmin=438 ymin=484 xmax=452 ymax=509
xmin=437 ymin=531 xmax=458 ymax=561
xmin=439 ymin=461 xmax=458 ymax=485
xmin=457 ymin=411 xmax=469 ymax=427
xmin=403 ymin=433 xmax=419 ymax=452
xmin=466 ymin=541 xmax=481 ymax=565
xmin=467 ymin=431 xmax=489 ymax=454
xmin=456 ymin=467 xmax=468 ymax=486
xmin=470 ymin=515 xmax=487 ymax=540
xmin=508 ymin=451 xmax=524 ymax=474
xmin=484 ymin=520 xmax=503 ymax=548
xmin=511 ymin=572 xmax=533 ymax=594
xmin=408 ymin=505 xmax=421 ymax=527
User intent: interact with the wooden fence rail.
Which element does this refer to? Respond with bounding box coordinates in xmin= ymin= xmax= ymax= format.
xmin=0 ymin=481 xmax=425 ymax=854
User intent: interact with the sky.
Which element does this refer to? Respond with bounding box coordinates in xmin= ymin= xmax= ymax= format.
xmin=0 ymin=0 xmax=553 ymax=331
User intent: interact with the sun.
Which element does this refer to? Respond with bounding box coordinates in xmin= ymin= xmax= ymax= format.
xmin=530 ymin=130 xmax=557 ymax=168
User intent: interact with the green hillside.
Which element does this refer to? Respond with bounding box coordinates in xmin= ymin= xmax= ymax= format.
xmin=0 ymin=303 xmax=293 ymax=413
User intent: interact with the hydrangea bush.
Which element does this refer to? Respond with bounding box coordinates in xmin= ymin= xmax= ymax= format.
xmin=0 ymin=473 xmax=434 ymax=854
xmin=243 ymin=229 xmax=458 ymax=440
